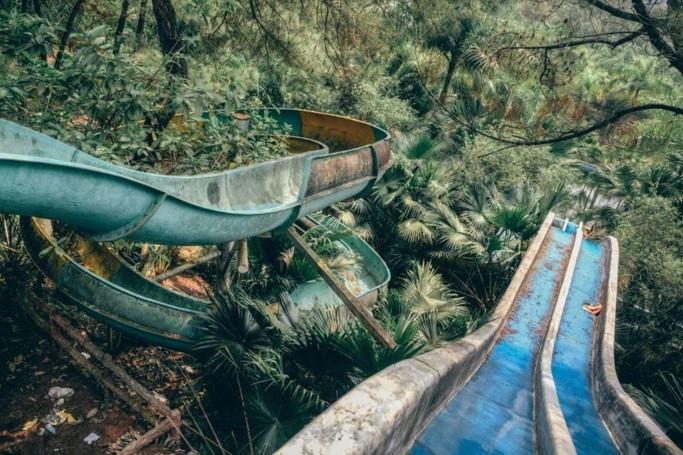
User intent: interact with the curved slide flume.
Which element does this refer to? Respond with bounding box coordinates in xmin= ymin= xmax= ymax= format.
xmin=0 ymin=108 xmax=391 ymax=245
xmin=20 ymin=215 xmax=390 ymax=352
xmin=277 ymin=214 xmax=680 ymax=455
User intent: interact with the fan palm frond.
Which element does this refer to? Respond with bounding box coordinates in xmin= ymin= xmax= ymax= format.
xmin=401 ymin=136 xmax=438 ymax=160
xmin=398 ymin=218 xmax=434 ymax=244
xmin=194 ymin=290 xmax=272 ymax=375
xmin=400 ymin=262 xmax=467 ymax=320
xmin=347 ymin=198 xmax=373 ymax=215
xmin=625 ymin=372 xmax=683 ymax=439
xmin=335 ymin=209 xmax=357 ymax=227
xmin=399 ymin=193 xmax=430 ymax=218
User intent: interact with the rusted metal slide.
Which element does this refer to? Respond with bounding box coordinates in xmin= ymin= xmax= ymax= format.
xmin=20 ymin=215 xmax=390 ymax=351
xmin=0 ymin=109 xmax=391 ymax=245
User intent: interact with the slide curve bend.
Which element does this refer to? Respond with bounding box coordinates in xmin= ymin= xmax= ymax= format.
xmin=0 ymin=108 xmax=391 ymax=245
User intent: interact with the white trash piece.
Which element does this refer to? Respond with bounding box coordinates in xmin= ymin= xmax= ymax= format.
xmin=83 ymin=432 xmax=100 ymax=445
xmin=48 ymin=386 xmax=74 ymax=400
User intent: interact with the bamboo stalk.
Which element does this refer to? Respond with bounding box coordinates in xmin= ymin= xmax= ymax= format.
xmin=237 ymin=239 xmax=249 ymax=274
xmin=119 ymin=414 xmax=179 ymax=454
xmin=154 ymin=250 xmax=221 ymax=282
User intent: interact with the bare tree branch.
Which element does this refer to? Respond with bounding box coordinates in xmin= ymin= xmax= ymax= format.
xmin=584 ymin=0 xmax=641 ymax=22
xmin=462 ymin=103 xmax=682 ymax=147
xmin=496 ymin=30 xmax=643 ymax=54
xmin=248 ymin=0 xmax=291 ymax=58
xmin=633 ymin=0 xmax=683 ymax=75
xmin=428 ymin=78 xmax=683 ymax=155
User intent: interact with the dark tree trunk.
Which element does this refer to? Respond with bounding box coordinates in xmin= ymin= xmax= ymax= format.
xmin=151 ymin=0 xmax=187 ymax=77
xmin=114 ymin=0 xmax=130 ymax=55
xmin=438 ymin=53 xmax=457 ymax=103
xmin=54 ymin=0 xmax=85 ymax=69
xmin=21 ymin=0 xmax=29 ymax=12
xmin=34 ymin=0 xmax=47 ymax=61
xmin=134 ymin=0 xmax=147 ymax=50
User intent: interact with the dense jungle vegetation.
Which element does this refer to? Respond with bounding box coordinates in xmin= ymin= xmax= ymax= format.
xmin=0 ymin=0 xmax=682 ymax=452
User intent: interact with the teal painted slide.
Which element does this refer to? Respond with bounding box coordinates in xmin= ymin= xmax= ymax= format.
xmin=0 ymin=109 xmax=391 ymax=245
xmin=0 ymin=109 xmax=392 ymax=351
xmin=20 ymin=215 xmax=389 ymax=351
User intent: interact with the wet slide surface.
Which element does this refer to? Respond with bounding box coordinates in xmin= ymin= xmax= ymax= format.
xmin=412 ymin=227 xmax=574 ymax=455
xmin=552 ymin=238 xmax=618 ymax=454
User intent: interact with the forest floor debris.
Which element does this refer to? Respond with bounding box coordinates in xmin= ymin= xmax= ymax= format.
xmin=0 ymin=303 xmax=143 ymax=453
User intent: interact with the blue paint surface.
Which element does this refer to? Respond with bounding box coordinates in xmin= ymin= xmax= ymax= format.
xmin=552 ymin=239 xmax=617 ymax=454
xmin=412 ymin=227 xmax=574 ymax=455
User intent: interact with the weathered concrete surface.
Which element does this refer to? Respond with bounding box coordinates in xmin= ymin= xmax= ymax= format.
xmin=592 ymin=238 xmax=681 ymax=455
xmin=276 ymin=213 xmax=556 ymax=455
xmin=549 ymin=236 xmax=617 ymax=454
xmin=534 ymin=224 xmax=582 ymax=455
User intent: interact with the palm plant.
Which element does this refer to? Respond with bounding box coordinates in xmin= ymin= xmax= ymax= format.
xmin=196 ymin=285 xmax=429 ymax=454
xmin=400 ymin=262 xmax=466 ymax=320
xmin=195 ymin=290 xmax=272 ymax=375
xmin=382 ymin=262 xmax=469 ymax=347
xmin=626 ymin=372 xmax=683 ymax=444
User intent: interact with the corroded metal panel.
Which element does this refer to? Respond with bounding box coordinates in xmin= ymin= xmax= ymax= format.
xmin=299 ymin=109 xmax=376 ymax=150
xmin=20 ymin=215 xmax=390 ymax=352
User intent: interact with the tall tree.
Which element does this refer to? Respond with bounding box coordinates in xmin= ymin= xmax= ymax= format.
xmin=426 ymin=17 xmax=478 ymax=103
xmin=134 ymin=0 xmax=147 ymax=50
xmin=151 ymin=0 xmax=187 ymax=77
xmin=437 ymin=0 xmax=683 ymax=151
xmin=54 ymin=0 xmax=85 ymax=69
xmin=114 ymin=0 xmax=130 ymax=55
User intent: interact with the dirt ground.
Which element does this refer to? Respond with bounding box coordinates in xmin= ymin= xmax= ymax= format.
xmin=0 ymin=305 xmax=146 ymax=454
xmin=0 ymin=295 xmax=198 ymax=454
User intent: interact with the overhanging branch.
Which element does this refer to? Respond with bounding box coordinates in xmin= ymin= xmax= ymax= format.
xmin=584 ymin=0 xmax=641 ymax=22
xmin=435 ymin=94 xmax=683 ymax=156
xmin=496 ymin=30 xmax=643 ymax=54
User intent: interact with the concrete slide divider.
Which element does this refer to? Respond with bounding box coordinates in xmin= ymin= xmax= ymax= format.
xmin=592 ymin=238 xmax=681 ymax=455
xmin=276 ymin=212 xmax=557 ymax=455
xmin=533 ymin=223 xmax=582 ymax=455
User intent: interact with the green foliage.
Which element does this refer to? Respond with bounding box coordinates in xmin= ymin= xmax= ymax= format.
xmin=614 ymin=197 xmax=683 ymax=395
xmin=195 ymin=290 xmax=272 ymax=375
xmin=196 ymin=288 xmax=427 ymax=453
xmin=2 ymin=0 xmax=682 ymax=448
xmin=626 ymin=372 xmax=683 ymax=445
